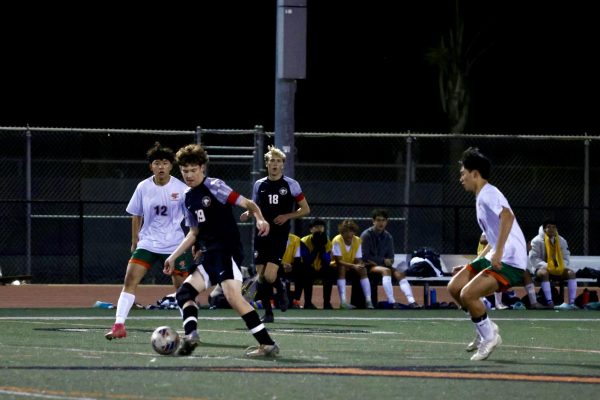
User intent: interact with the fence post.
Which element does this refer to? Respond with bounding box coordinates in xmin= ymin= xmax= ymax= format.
xmin=79 ymin=200 xmax=84 ymax=283
xmin=25 ymin=127 xmax=32 ymax=276
xmin=583 ymin=137 xmax=590 ymax=255
xmin=403 ymin=136 xmax=413 ymax=253
xmin=195 ymin=126 xmax=202 ymax=145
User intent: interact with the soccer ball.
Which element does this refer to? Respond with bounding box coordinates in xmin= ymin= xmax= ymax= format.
xmin=151 ymin=326 xmax=180 ymax=355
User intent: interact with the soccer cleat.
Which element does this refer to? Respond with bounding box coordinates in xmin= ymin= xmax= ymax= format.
xmin=554 ymin=303 xmax=579 ymax=310
xmin=470 ymin=333 xmax=502 ymax=361
xmin=495 ymin=302 xmax=509 ymax=310
xmin=340 ymin=302 xmax=356 ymax=310
xmin=408 ymin=302 xmax=423 ymax=309
xmin=291 ymin=299 xmax=303 ymax=309
xmin=261 ymin=313 xmax=275 ymax=323
xmin=323 ymin=303 xmax=333 ymax=310
xmin=466 ymin=322 xmax=499 ymax=352
xmin=245 ymin=343 xmax=280 ymax=358
xmin=177 ymin=331 xmax=200 ymax=356
xmin=365 ymin=299 xmax=375 ymax=309
xmin=303 ymin=303 xmax=317 ymax=310
xmin=105 ymin=323 xmax=127 ymax=340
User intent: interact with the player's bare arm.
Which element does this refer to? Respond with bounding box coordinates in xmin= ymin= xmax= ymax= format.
xmin=164 ymin=227 xmax=198 ymax=275
xmin=239 ymin=197 xmax=270 ymax=237
xmin=273 ymin=198 xmax=311 ymax=225
xmin=130 ymin=215 xmax=143 ymax=252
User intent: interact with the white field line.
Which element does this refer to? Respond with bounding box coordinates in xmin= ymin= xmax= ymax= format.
xmin=1 ymin=316 xmax=600 ymax=322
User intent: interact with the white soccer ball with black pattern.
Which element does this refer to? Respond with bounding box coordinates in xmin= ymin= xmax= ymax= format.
xmin=151 ymin=326 xmax=180 ymax=355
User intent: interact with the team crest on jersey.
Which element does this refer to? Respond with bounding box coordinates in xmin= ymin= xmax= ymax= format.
xmin=202 ymin=196 xmax=212 ymax=207
xmin=170 ymin=193 xmax=180 ymax=200
xmin=278 ymin=187 xmax=288 ymax=196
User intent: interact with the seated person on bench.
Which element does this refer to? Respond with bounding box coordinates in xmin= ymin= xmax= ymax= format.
xmin=529 ymin=218 xmax=577 ymax=309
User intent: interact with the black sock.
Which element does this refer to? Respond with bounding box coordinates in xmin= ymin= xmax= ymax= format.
xmin=258 ymin=281 xmax=274 ymax=315
xmin=471 ymin=313 xmax=488 ymax=324
xmin=242 ymin=310 xmax=275 ymax=345
xmin=181 ymin=304 xmax=198 ymax=335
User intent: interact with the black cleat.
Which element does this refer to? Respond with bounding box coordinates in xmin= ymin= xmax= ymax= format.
xmin=261 ymin=314 xmax=274 ymax=323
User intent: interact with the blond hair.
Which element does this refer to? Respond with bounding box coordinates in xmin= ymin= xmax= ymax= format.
xmin=264 ymin=145 xmax=286 ymax=163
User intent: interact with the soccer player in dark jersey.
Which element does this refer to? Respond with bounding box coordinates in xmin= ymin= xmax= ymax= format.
xmin=240 ymin=145 xmax=310 ymax=323
xmin=164 ymin=144 xmax=279 ymax=358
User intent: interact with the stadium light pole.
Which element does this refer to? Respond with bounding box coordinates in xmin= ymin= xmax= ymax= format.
xmin=274 ymin=0 xmax=307 ymax=178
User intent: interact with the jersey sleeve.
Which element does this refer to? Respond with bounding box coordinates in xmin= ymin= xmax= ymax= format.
xmin=205 ymin=177 xmax=241 ymax=205
xmin=488 ymin=187 xmax=510 ymax=215
xmin=125 ymin=181 xmax=144 ymax=216
xmin=285 ymin=177 xmax=305 ymax=202
xmin=251 ymin=179 xmax=261 ymax=202
xmin=332 ymin=241 xmax=342 ymax=256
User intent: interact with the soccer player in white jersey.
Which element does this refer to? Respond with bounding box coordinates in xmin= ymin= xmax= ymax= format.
xmin=105 ymin=143 xmax=191 ymax=340
xmin=447 ymin=147 xmax=527 ymax=361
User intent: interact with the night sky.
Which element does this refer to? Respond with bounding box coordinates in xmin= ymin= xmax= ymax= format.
xmin=1 ymin=1 xmax=597 ymax=135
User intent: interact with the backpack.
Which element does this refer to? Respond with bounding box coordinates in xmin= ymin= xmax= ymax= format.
xmin=406 ymin=247 xmax=443 ymax=277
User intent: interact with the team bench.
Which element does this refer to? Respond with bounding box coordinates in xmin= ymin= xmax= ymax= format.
xmin=399 ymin=254 xmax=600 ymax=307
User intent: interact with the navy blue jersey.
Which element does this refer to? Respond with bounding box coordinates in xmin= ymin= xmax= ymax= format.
xmin=252 ymin=176 xmax=305 ymax=234
xmin=184 ymin=177 xmax=242 ymax=255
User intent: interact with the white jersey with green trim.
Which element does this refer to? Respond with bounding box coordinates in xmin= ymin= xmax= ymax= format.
xmin=476 ymin=183 xmax=527 ymax=270
xmin=126 ymin=175 xmax=188 ymax=254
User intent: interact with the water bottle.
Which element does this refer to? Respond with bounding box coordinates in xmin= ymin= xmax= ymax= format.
xmin=582 ymin=289 xmax=590 ymax=306
xmin=430 ymin=288 xmax=437 ymax=304
xmin=94 ymin=301 xmax=115 ymax=309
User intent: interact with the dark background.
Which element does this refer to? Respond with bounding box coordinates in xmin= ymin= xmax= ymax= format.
xmin=1 ymin=1 xmax=597 ymax=134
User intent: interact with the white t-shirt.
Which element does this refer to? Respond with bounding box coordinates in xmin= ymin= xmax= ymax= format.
xmin=126 ymin=175 xmax=188 ymax=254
xmin=476 ymin=183 xmax=527 ymax=270
xmin=332 ymin=241 xmax=363 ymax=259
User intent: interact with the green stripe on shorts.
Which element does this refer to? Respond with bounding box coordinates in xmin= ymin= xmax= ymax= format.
xmin=131 ymin=248 xmax=192 ymax=273
xmin=469 ymin=257 xmax=524 ymax=287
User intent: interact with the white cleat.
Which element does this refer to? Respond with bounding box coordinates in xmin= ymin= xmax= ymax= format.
xmin=470 ymin=333 xmax=502 ymax=361
xmin=466 ymin=322 xmax=499 ymax=352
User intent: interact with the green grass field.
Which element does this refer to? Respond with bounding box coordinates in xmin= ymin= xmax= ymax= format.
xmin=1 ymin=308 xmax=599 ymax=400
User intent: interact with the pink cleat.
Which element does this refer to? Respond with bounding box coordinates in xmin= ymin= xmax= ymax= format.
xmin=105 ymin=323 xmax=127 ymax=340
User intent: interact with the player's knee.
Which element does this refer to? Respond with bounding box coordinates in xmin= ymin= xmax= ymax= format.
xmin=176 ymin=282 xmax=199 ymax=308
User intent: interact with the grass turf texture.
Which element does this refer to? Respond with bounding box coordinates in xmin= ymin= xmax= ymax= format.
xmin=1 ymin=308 xmax=599 ymax=399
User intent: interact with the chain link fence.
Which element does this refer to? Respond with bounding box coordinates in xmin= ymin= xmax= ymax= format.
xmin=294 ymin=133 xmax=600 ymax=257
xmin=1 ymin=127 xmax=598 ymax=283
xmin=0 ymin=126 xmax=261 ymax=283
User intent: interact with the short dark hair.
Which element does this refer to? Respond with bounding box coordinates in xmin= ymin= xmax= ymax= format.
xmin=459 ymin=147 xmax=491 ymax=180
xmin=309 ymin=218 xmax=326 ymax=228
xmin=147 ymin=142 xmax=175 ymax=163
xmin=371 ymin=209 xmax=389 ymax=220
xmin=542 ymin=217 xmax=557 ymax=229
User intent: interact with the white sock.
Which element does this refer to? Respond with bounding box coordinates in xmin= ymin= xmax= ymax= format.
xmin=399 ymin=278 xmax=415 ymax=304
xmin=360 ymin=278 xmax=372 ymax=302
xmin=382 ymin=276 xmax=395 ymax=303
xmin=337 ymin=279 xmax=346 ymax=304
xmin=568 ymin=279 xmax=577 ymax=304
xmin=474 ymin=315 xmax=495 ymax=341
xmin=115 ymin=292 xmax=135 ymax=324
xmin=525 ymin=283 xmax=537 ymax=305
xmin=541 ymin=281 xmax=553 ymax=304
xmin=494 ymin=292 xmax=503 ymax=306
